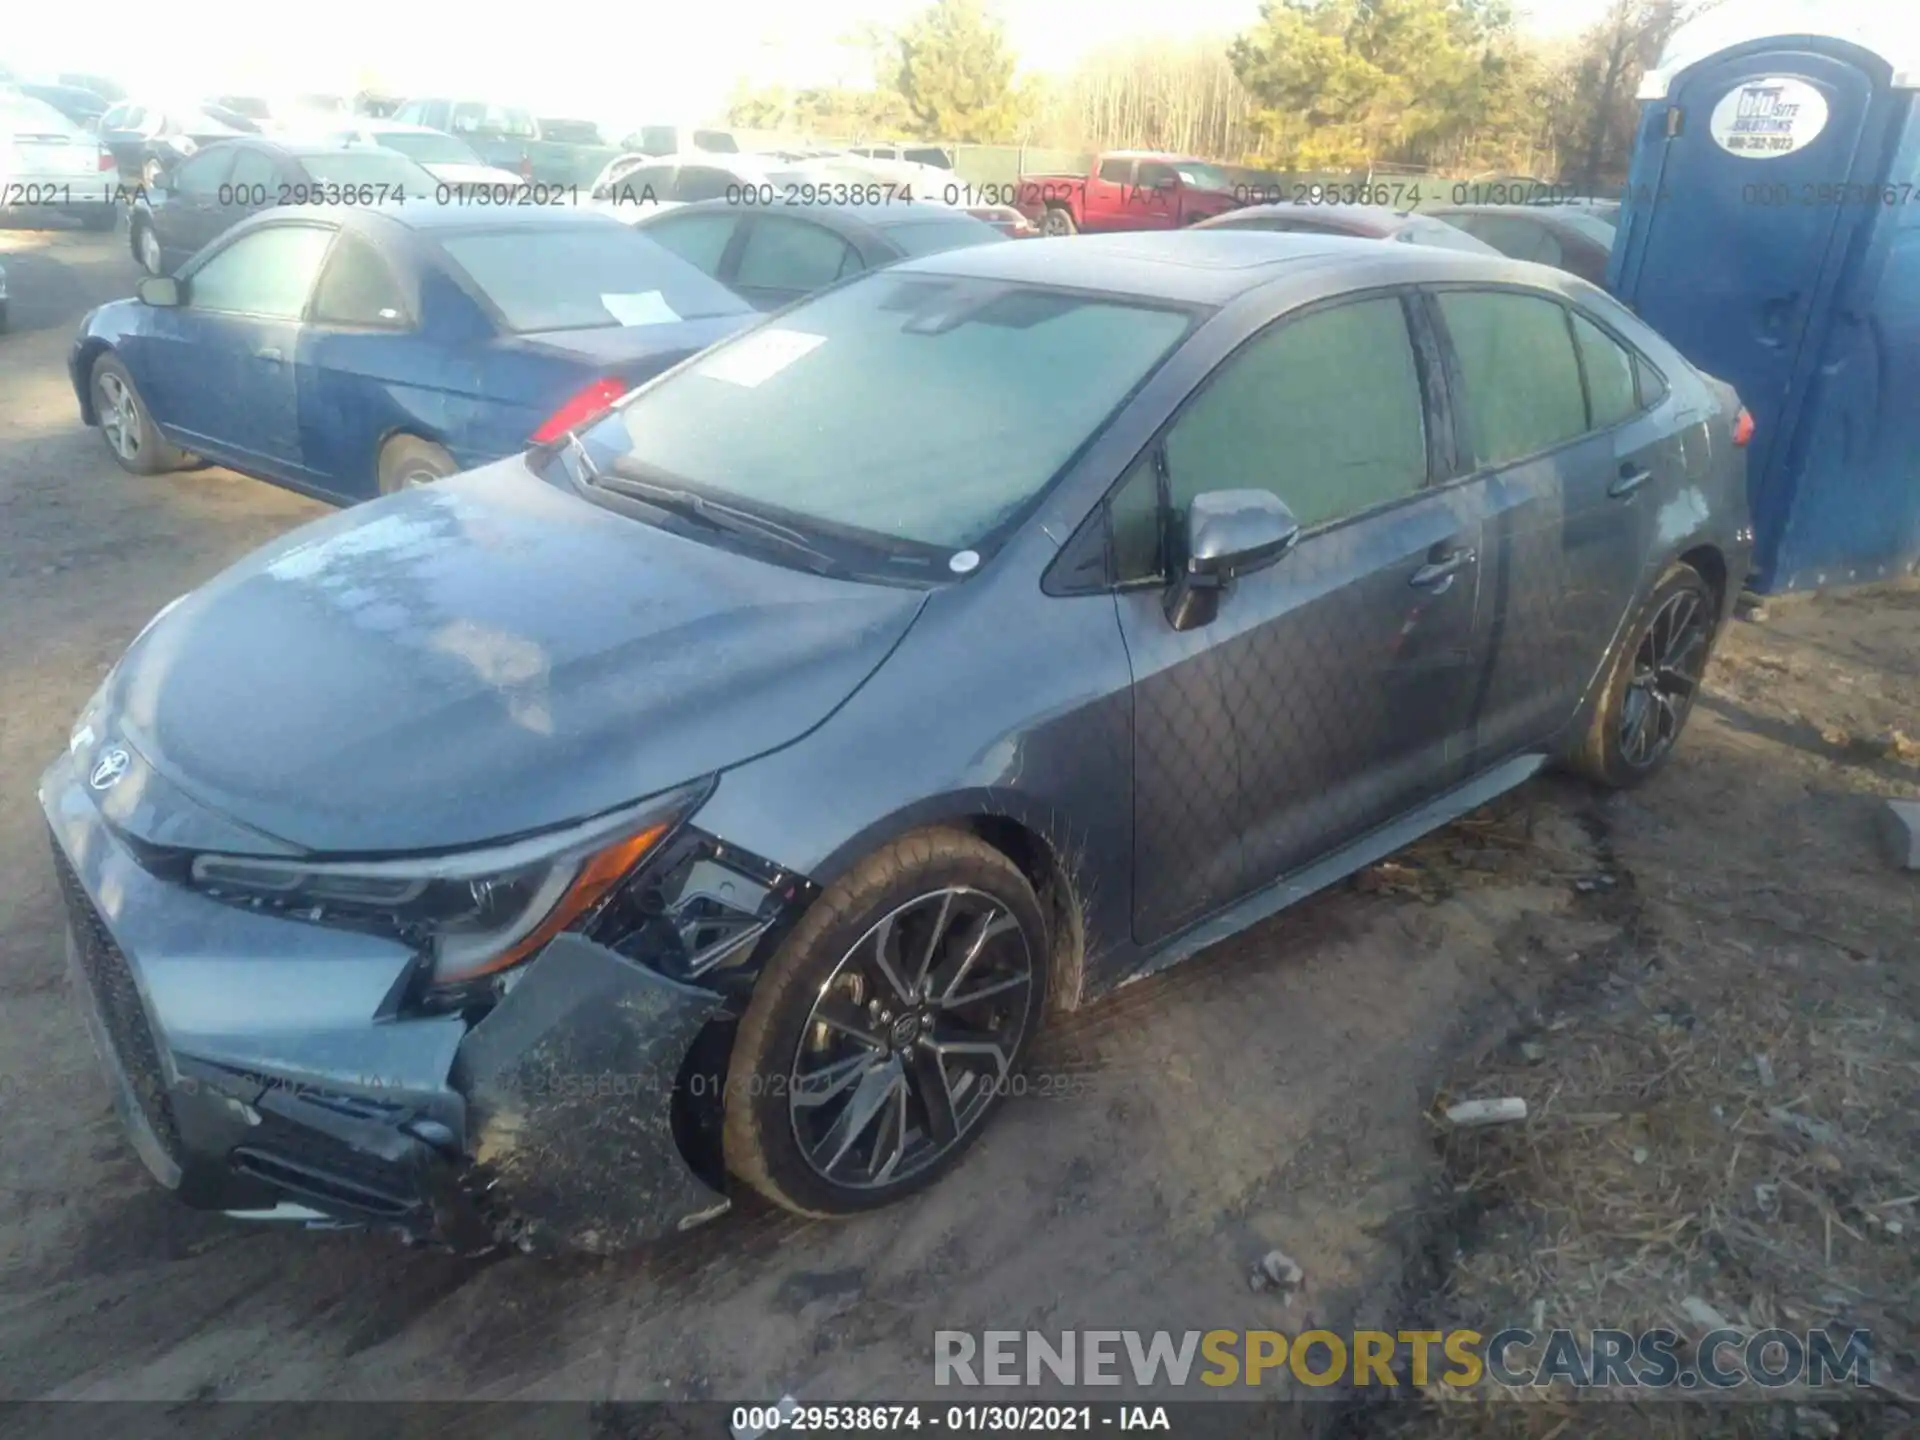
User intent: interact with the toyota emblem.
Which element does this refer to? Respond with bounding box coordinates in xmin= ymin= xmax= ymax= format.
xmin=89 ymin=746 xmax=132 ymax=791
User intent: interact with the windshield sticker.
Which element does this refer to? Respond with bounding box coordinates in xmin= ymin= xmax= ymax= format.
xmin=694 ymin=328 xmax=826 ymax=387
xmin=600 ymin=291 xmax=682 ymax=327
xmin=1709 ymin=77 xmax=1829 ymax=159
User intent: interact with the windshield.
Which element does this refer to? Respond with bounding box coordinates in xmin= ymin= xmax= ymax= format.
xmin=1174 ymin=161 xmax=1233 ymax=191
xmin=298 ymin=150 xmax=435 ymax=190
xmin=441 ymin=225 xmax=751 ymax=332
xmin=583 ymin=274 xmax=1195 ymax=553
xmin=879 ymin=216 xmax=1003 ymax=258
xmin=374 ymin=130 xmax=482 ymax=166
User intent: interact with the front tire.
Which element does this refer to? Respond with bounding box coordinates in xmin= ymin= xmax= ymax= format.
xmin=1569 ymin=562 xmax=1719 ymax=788
xmin=91 ymin=354 xmax=184 ymax=476
xmin=1041 ymin=205 xmax=1077 ymax=237
xmin=723 ymin=828 xmax=1048 ymax=1218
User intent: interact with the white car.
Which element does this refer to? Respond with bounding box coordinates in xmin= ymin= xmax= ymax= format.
xmin=614 ymin=124 xmax=740 ymax=157
xmin=1 ymin=88 xmax=120 ymax=227
xmin=323 ymin=119 xmax=523 ymax=189
xmin=586 ymin=150 xmax=834 ymax=220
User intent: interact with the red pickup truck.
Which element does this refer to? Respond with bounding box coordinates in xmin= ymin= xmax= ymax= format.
xmin=1013 ymin=150 xmax=1244 ymax=237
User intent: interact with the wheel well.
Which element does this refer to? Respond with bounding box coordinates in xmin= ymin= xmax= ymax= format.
xmin=954 ymin=814 xmax=1087 ymax=1017
xmin=74 ymin=340 xmax=113 ymax=424
xmin=1678 ymin=544 xmax=1727 ymax=615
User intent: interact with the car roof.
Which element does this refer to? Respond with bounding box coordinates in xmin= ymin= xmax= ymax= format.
xmin=894 ymin=228 xmax=1534 ymax=304
xmin=645 ymin=196 xmax=989 ymax=235
xmin=1206 ymin=201 xmax=1409 ymax=231
xmin=350 ymin=202 xmax=631 ymax=235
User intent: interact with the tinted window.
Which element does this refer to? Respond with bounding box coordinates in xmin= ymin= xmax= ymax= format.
xmin=1136 ymin=161 xmax=1178 ymax=189
xmin=1397 ymin=217 xmax=1495 ymax=253
xmin=644 ymin=211 xmax=740 ymax=274
xmin=734 ymin=218 xmax=857 ymax=293
xmin=1097 ymin=158 xmax=1132 ymax=183
xmin=879 ymin=217 xmax=1002 ymax=258
xmin=673 ymin=166 xmax=736 ymax=203
xmin=188 ymin=224 xmax=335 ymax=318
xmin=693 ymin=130 xmax=738 ymax=153
xmin=173 ymin=147 xmax=238 ymax=197
xmin=1572 ymin=314 xmax=1638 ymax=429
xmin=1439 ymin=291 xmax=1587 ymax=466
xmin=312 ymin=232 xmax=409 ymax=327
xmin=592 ymin=276 xmax=1194 ymax=550
xmin=298 ymin=150 xmax=432 ymax=191
xmin=1213 ymin=215 xmax=1293 ymax=232
xmin=1635 ymin=355 xmax=1668 ymax=408
xmin=439 ymin=225 xmax=749 ymax=332
xmin=1160 ymin=297 xmax=1427 ymax=534
xmin=223 ymin=147 xmax=278 ymax=195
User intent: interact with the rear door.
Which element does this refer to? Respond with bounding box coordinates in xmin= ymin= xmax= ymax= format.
xmin=1611 ymin=49 xmax=1882 ymax=546
xmin=1112 ymin=291 xmax=1484 ymax=944
xmin=729 ymin=215 xmax=863 ymax=309
xmin=156 ymin=222 xmax=336 ymax=476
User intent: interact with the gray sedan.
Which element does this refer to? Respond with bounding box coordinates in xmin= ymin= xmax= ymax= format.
xmin=1194 ymin=200 xmax=1501 ymax=253
xmin=44 ymin=231 xmax=1753 ymax=1253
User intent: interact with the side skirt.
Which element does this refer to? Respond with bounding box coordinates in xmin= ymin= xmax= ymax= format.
xmin=1119 ymin=753 xmax=1548 ymax=988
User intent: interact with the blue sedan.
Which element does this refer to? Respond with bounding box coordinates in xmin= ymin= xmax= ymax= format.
xmin=71 ymin=205 xmax=759 ymax=501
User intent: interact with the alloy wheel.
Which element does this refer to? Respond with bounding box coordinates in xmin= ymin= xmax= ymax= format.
xmin=1042 ymin=210 xmax=1072 ymax=237
xmin=97 ymin=373 xmax=141 ymax=462
xmin=1619 ymin=586 xmax=1709 ymax=769
xmin=788 ymin=887 xmax=1033 ymax=1190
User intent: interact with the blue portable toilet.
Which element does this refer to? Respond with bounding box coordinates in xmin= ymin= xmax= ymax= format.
xmin=1609 ymin=2 xmax=1920 ymax=594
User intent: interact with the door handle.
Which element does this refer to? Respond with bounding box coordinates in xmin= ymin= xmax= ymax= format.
xmin=254 ymin=346 xmax=283 ymax=363
xmin=1409 ymin=547 xmax=1475 ymax=589
xmin=1609 ymin=464 xmax=1652 ymax=498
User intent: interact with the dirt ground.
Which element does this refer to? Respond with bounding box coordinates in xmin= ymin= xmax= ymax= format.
xmin=0 ymin=223 xmax=1913 ymax=1434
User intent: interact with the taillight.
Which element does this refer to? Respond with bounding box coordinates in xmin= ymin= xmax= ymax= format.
xmin=97 ymin=148 xmax=116 ymax=171
xmin=531 ymin=376 xmax=629 ymax=445
xmin=1732 ymin=407 xmax=1755 ymax=447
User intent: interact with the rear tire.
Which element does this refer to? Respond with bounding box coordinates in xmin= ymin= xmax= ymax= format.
xmin=1041 ymin=205 xmax=1077 ymax=237
xmin=1569 ymin=562 xmax=1719 ymax=788
xmin=91 ymin=353 xmax=184 ymax=476
xmin=376 ymin=435 xmax=457 ymax=494
xmin=723 ymin=828 xmax=1049 ymax=1218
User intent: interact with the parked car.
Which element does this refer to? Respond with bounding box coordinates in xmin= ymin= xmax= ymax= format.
xmin=846 ymin=141 xmax=954 ymax=169
xmin=353 ymin=91 xmax=403 ymax=118
xmin=47 ymin=230 xmax=1753 ymax=1251
xmin=74 ymin=204 xmax=757 ymax=500
xmin=322 ymin=119 xmax=521 ymax=188
xmin=98 ymin=100 xmax=248 ymax=187
xmin=13 ymin=82 xmax=109 ymax=130
xmin=207 ymin=95 xmax=272 ymax=125
xmin=1 ymin=90 xmax=120 ymax=230
xmin=0 ymin=257 xmax=8 ymax=330
xmin=387 ymin=98 xmax=620 ymax=186
xmin=827 ymin=153 xmax=1036 ymax=237
xmin=1193 ymin=201 xmax=1502 ymax=254
xmin=1424 ymin=204 xmax=1617 ymax=286
xmin=1529 ymin=197 xmax=1622 ymax=229
xmin=588 ymin=150 xmax=822 ymax=210
xmin=537 ymin=117 xmax=605 ymax=146
xmin=618 ymin=124 xmax=739 ymax=157
xmin=128 ymin=138 xmax=437 ymax=276
xmin=1015 ymin=149 xmax=1244 ymax=236
xmin=634 ymin=197 xmax=1005 ymax=309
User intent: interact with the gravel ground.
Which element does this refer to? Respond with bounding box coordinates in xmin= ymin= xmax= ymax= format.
xmin=0 ymin=222 xmax=1912 ymax=1435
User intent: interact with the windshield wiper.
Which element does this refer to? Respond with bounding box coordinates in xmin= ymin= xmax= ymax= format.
xmin=566 ymin=444 xmax=840 ymax=574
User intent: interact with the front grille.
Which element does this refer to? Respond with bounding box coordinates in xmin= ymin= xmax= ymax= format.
xmin=50 ymin=840 xmax=186 ymax=1161
xmin=233 ymin=1111 xmax=424 ymax=1220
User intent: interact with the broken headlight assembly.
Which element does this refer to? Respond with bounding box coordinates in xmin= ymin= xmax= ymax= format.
xmin=187 ymin=780 xmax=713 ymax=986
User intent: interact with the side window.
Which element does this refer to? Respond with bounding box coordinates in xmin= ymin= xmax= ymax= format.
xmin=173 ymin=148 xmax=237 ymax=198
xmin=1136 ymin=161 xmax=1177 ymax=189
xmin=604 ymin=163 xmax=671 ymax=202
xmin=1108 ymin=452 xmax=1164 ymax=582
xmin=311 ymin=232 xmax=409 ymax=327
xmin=1438 ymin=291 xmax=1588 ymax=466
xmin=1161 ymin=296 xmax=1428 ymax=538
xmin=1097 ymin=157 xmax=1133 ymax=183
xmin=1474 ymin=215 xmax=1563 ymax=266
xmin=224 ymin=147 xmax=280 ymax=196
xmin=391 ymin=101 xmax=423 ymax=124
xmin=187 ymin=225 xmax=336 ymax=319
xmin=672 ymin=166 xmax=736 ymax=203
xmin=733 ymin=217 xmax=857 ymax=293
xmin=644 ymin=212 xmax=741 ymax=276
xmin=1634 ymin=355 xmax=1669 ymax=408
xmin=1571 ymin=313 xmax=1639 ymax=429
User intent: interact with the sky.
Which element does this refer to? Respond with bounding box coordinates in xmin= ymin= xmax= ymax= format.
xmin=10 ymin=0 xmax=1638 ymax=130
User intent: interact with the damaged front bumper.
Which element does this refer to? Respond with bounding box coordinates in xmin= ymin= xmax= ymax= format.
xmin=40 ymin=750 xmax=775 ymax=1255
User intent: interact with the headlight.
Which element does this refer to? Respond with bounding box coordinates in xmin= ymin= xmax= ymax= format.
xmin=188 ymin=781 xmax=710 ymax=982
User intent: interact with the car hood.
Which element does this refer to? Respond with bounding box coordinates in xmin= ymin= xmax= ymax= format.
xmin=92 ymin=456 xmax=927 ymax=856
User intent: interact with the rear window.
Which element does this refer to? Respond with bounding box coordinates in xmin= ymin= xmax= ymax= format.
xmin=1556 ymin=211 xmax=1619 ymax=248
xmin=439 ymin=225 xmax=752 ymax=333
xmin=297 ymin=151 xmax=434 ymax=191
xmin=879 ymin=216 xmax=1003 ymax=258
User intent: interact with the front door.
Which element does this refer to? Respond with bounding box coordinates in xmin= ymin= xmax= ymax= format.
xmin=1612 ymin=46 xmax=1883 ymax=561
xmin=1113 ymin=293 xmax=1484 ymax=945
xmin=157 ymin=222 xmax=336 ymax=475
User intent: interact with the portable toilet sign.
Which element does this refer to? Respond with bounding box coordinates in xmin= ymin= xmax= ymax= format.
xmin=1609 ymin=3 xmax=1920 ymax=595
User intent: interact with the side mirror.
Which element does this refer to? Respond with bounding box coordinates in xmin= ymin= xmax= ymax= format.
xmin=137 ymin=276 xmax=180 ymax=306
xmin=1164 ymin=489 xmax=1301 ymax=632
